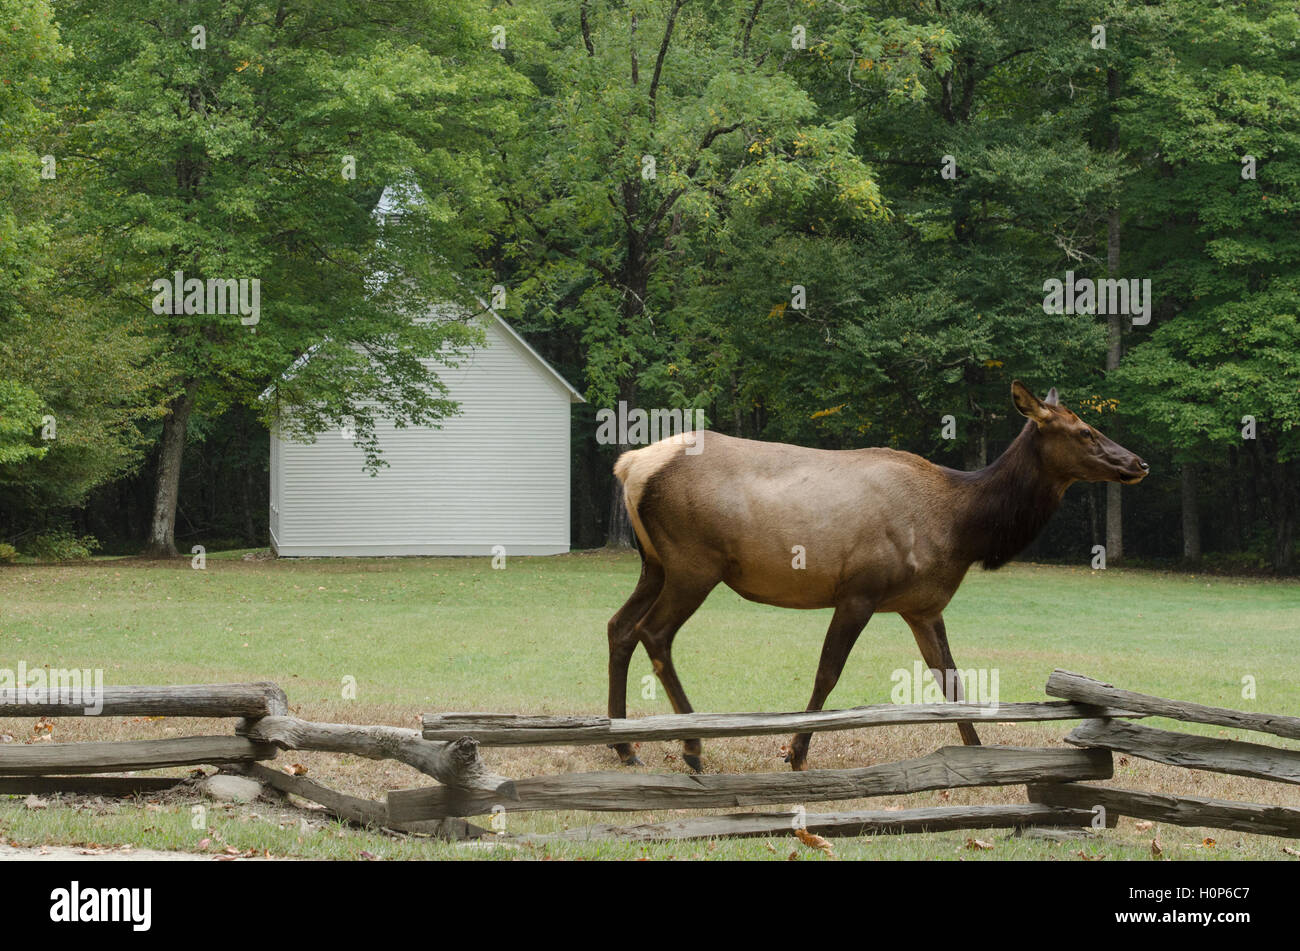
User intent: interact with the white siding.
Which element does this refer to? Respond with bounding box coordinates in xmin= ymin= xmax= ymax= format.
xmin=269 ymin=423 xmax=282 ymax=546
xmin=272 ymin=315 xmax=576 ymax=556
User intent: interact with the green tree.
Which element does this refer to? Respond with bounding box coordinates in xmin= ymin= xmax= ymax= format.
xmin=52 ymin=0 xmax=527 ymax=555
xmin=700 ymin=0 xmax=1122 ymax=468
xmin=500 ymin=0 xmax=948 ymax=544
xmin=1113 ymin=0 xmax=1300 ymax=570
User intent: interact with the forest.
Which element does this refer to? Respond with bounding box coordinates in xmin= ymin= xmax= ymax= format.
xmin=1 ymin=0 xmax=1297 ymax=571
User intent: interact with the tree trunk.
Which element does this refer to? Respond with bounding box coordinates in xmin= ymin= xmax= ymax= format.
xmin=143 ymin=382 xmax=198 ymax=558
xmin=606 ymin=478 xmax=635 ymax=550
xmin=605 ymin=188 xmax=649 ymax=550
xmin=1271 ymin=455 xmax=1296 ymax=573
xmin=1181 ymin=463 xmax=1201 ymax=563
xmin=1087 ymin=484 xmax=1100 ymax=548
xmin=1227 ymin=445 xmax=1241 ymax=550
xmin=605 ymin=377 xmax=639 ymax=549
xmin=962 ymin=416 xmax=988 ymax=471
xmin=1104 ymin=248 xmax=1123 ymax=561
xmin=1104 ymin=67 xmax=1124 ymax=564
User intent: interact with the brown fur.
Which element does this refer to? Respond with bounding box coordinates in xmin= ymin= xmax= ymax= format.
xmin=606 ymin=381 xmax=1148 ymax=770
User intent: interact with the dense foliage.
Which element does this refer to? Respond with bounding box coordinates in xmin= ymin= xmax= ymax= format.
xmin=1 ymin=1 xmax=1296 ymax=571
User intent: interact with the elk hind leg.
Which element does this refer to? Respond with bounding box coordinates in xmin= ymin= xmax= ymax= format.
xmin=607 ymin=560 xmax=664 ymax=765
xmin=634 ymin=575 xmax=716 ymax=772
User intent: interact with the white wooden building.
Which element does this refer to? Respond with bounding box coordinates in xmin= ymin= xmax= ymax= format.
xmin=269 ymin=305 xmax=584 ymax=557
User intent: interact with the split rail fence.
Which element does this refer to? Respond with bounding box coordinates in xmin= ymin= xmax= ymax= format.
xmin=0 ymin=670 xmax=1296 ymax=844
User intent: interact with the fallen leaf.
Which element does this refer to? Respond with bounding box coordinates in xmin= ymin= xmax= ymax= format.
xmin=1202 ymin=837 xmax=1216 ymax=849
xmin=287 ymin=763 xmax=308 ymax=776
xmin=1150 ymin=838 xmax=1162 ymax=859
xmin=965 ymin=837 xmax=994 ymax=851
xmin=1134 ymin=820 xmax=1154 ymax=832
xmin=795 ymin=828 xmax=835 ymax=858
xmin=1075 ymin=850 xmax=1106 ymax=861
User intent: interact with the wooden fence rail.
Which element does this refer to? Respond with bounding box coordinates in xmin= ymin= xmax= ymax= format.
xmin=421 ymin=700 xmax=1139 ymax=746
xmin=1047 ymin=669 xmax=1300 ymax=741
xmin=387 ymin=746 xmax=1113 ymax=822
xmin=0 ymin=736 xmax=276 ymax=776
xmin=236 ymin=716 xmax=513 ymax=794
xmin=1066 ymin=718 xmax=1300 ymax=785
xmin=0 ymin=682 xmax=287 ymax=719
xmin=1028 ymin=783 xmax=1300 ymax=838
xmin=530 ymin=803 xmax=1106 ymax=843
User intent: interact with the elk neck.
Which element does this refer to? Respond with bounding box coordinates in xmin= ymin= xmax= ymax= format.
xmin=946 ymin=422 xmax=1070 ymax=570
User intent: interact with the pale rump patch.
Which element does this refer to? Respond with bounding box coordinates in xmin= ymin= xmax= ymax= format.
xmin=613 ymin=431 xmax=705 ymax=563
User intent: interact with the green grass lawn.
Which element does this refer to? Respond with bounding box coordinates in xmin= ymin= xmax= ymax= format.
xmin=0 ymin=551 xmax=1297 ymax=861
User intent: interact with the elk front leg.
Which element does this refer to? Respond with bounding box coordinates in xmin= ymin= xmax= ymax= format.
xmin=903 ymin=612 xmax=981 ymax=746
xmin=787 ymin=598 xmax=874 ymax=771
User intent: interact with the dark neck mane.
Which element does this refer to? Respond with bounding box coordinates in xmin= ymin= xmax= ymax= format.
xmin=948 ymin=422 xmax=1067 ymax=570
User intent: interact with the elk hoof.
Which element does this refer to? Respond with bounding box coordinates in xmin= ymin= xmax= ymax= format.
xmin=683 ymin=754 xmax=703 ymax=773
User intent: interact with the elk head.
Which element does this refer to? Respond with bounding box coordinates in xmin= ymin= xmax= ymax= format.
xmin=1011 ymin=380 xmax=1149 ymax=485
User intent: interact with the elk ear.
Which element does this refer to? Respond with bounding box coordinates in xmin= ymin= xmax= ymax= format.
xmin=1045 ymin=387 xmax=1060 ymax=405
xmin=1011 ymin=380 xmax=1052 ymax=423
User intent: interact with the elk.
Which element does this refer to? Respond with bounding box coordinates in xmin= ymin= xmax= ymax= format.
xmin=607 ymin=381 xmax=1148 ymax=771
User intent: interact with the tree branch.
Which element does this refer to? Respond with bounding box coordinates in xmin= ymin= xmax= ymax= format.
xmin=641 ymin=122 xmax=743 ymax=241
xmin=630 ymin=13 xmax=639 ymax=85
xmin=580 ymin=1 xmax=594 ymax=56
xmin=741 ymin=0 xmax=764 ymax=59
xmin=649 ymin=0 xmax=687 ymax=122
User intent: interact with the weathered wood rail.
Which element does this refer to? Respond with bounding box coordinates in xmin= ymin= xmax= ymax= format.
xmin=421 ymin=700 xmax=1141 ymax=746
xmin=1065 ymin=718 xmax=1300 ymax=785
xmin=236 ymin=715 xmax=513 ymax=793
xmin=1028 ymin=783 xmax=1300 ymax=838
xmin=387 ymin=746 xmax=1113 ymax=822
xmin=528 ymin=803 xmax=1107 ymax=843
xmin=2 ymin=671 xmax=1297 ymax=847
xmin=0 ymin=736 xmax=277 ymax=775
xmin=0 ymin=682 xmax=506 ymax=835
xmin=0 ymin=682 xmax=287 ymax=718
xmin=1047 ymin=670 xmax=1300 ymax=741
